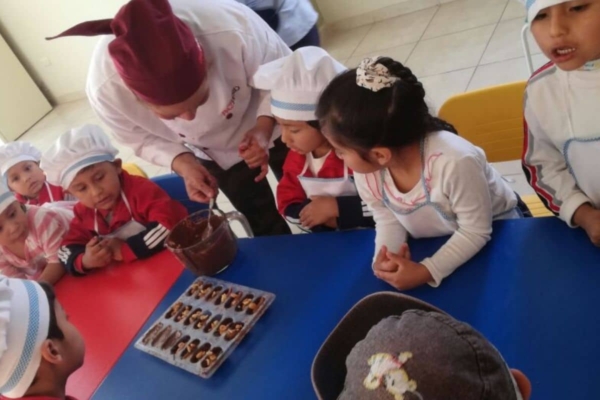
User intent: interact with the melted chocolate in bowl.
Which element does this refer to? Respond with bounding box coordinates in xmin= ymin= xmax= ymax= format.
xmin=167 ymin=214 xmax=237 ymax=275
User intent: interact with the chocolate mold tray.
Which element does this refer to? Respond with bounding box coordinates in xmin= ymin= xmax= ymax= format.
xmin=135 ymin=276 xmax=275 ymax=378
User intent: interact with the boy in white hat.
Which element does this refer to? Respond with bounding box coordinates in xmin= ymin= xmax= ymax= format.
xmin=0 ymin=277 xmax=85 ymax=399
xmin=521 ymin=0 xmax=600 ymax=245
xmin=0 ymin=142 xmax=67 ymax=206
xmin=252 ymin=47 xmax=374 ymax=232
xmin=41 ymin=125 xmax=188 ymax=276
xmin=0 ymin=182 xmax=70 ymax=284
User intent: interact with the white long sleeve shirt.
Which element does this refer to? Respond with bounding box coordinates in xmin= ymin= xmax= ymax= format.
xmin=355 ymin=131 xmax=519 ymax=286
xmin=87 ymin=0 xmax=291 ymax=170
xmin=522 ymin=61 xmax=600 ymax=226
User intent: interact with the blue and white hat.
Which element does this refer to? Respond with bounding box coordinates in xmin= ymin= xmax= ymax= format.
xmin=0 ymin=183 xmax=16 ymax=215
xmin=0 ymin=142 xmax=42 ymax=178
xmin=252 ymin=47 xmax=347 ymax=121
xmin=519 ymin=0 xmax=571 ymax=23
xmin=0 ymin=277 xmax=50 ymax=398
xmin=41 ymin=124 xmax=119 ymax=190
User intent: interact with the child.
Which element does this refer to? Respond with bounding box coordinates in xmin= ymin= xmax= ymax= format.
xmin=521 ymin=0 xmax=600 ymax=245
xmin=312 ymin=292 xmax=531 ymax=400
xmin=252 ymin=47 xmax=374 ymax=232
xmin=0 ymin=277 xmax=85 ymax=399
xmin=40 ymin=124 xmax=188 ymax=276
xmin=316 ymin=57 xmax=527 ymax=290
xmin=0 ymin=183 xmax=70 ymax=285
xmin=0 ymin=142 xmax=67 ymax=206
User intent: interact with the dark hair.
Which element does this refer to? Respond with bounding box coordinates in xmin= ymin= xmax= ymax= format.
xmin=39 ymin=282 xmax=65 ymax=340
xmin=306 ymin=120 xmax=320 ymax=130
xmin=316 ymin=58 xmax=456 ymax=153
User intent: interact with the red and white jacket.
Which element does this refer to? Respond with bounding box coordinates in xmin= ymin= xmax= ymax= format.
xmin=59 ymin=171 xmax=188 ymax=275
xmin=277 ymin=151 xmax=373 ymax=231
xmin=15 ymin=182 xmax=66 ymax=206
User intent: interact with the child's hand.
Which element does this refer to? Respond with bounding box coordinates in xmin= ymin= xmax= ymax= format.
xmin=239 ymin=128 xmax=270 ymax=182
xmin=573 ymin=204 xmax=600 ymax=246
xmin=299 ymin=196 xmax=339 ymax=229
xmin=82 ymin=237 xmax=113 ymax=270
xmin=102 ymin=238 xmax=124 ymax=261
xmin=373 ymin=244 xmax=433 ymax=290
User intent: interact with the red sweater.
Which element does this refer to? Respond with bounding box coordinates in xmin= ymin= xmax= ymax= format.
xmin=59 ymin=171 xmax=187 ymax=275
xmin=277 ymin=151 xmax=373 ymax=231
xmin=15 ymin=182 xmax=66 ymax=206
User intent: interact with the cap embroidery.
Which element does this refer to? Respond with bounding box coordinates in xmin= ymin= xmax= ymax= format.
xmin=364 ymin=352 xmax=422 ymax=400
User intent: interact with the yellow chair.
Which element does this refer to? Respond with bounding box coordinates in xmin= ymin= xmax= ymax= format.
xmin=122 ymin=163 xmax=148 ymax=178
xmin=438 ymin=81 xmax=553 ymax=218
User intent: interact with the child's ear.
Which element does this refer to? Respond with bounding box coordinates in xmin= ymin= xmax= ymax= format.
xmin=39 ymin=339 xmax=63 ymax=365
xmin=370 ymin=147 xmax=392 ymax=166
xmin=113 ymin=159 xmax=123 ymax=174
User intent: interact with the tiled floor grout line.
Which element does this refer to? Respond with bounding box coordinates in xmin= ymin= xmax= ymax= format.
xmin=346 ymin=23 xmax=377 ymax=60
xmin=465 ymin=2 xmax=509 ymax=90
xmin=403 ymin=5 xmax=441 ymax=66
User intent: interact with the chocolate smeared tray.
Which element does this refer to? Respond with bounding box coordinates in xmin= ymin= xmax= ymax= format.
xmin=135 ymin=276 xmax=275 ymax=378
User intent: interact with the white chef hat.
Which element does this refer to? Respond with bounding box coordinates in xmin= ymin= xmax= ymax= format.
xmin=252 ymin=47 xmax=347 ymax=121
xmin=518 ymin=0 xmax=571 ymax=23
xmin=41 ymin=124 xmax=119 ymax=190
xmin=0 ymin=277 xmax=50 ymax=399
xmin=0 ymin=182 xmax=17 ymax=215
xmin=0 ymin=142 xmax=42 ymax=177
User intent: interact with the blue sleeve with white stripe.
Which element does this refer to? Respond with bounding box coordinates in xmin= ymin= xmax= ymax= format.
xmin=126 ymin=222 xmax=170 ymax=259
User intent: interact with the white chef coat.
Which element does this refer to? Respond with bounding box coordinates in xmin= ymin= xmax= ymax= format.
xmin=87 ymin=0 xmax=291 ymax=170
xmin=236 ymin=0 xmax=319 ymax=47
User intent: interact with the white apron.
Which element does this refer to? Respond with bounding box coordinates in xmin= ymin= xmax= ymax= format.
xmin=94 ymin=192 xmax=146 ymax=240
xmin=562 ymin=72 xmax=600 ymax=207
xmin=565 ymin=138 xmax=600 ymax=207
xmin=297 ymin=155 xmax=358 ymax=198
xmin=380 ymin=169 xmax=458 ymax=239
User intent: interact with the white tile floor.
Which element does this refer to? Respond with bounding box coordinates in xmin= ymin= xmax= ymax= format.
xmin=18 ymin=0 xmax=537 ymax=221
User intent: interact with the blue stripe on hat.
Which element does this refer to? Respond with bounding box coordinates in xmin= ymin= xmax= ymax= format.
xmin=271 ymin=99 xmax=316 ymax=112
xmin=526 ymin=0 xmax=536 ymax=9
xmin=63 ymin=154 xmax=115 ymax=182
xmin=0 ymin=281 xmax=40 ymax=394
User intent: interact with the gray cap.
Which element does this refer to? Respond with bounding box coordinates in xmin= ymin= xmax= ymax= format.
xmin=312 ymin=292 xmax=522 ymax=400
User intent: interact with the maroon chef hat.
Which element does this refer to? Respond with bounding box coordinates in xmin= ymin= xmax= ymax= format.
xmin=47 ymin=0 xmax=205 ymax=106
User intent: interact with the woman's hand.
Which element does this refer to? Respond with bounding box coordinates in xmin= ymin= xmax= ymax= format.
xmin=172 ymin=152 xmax=218 ymax=203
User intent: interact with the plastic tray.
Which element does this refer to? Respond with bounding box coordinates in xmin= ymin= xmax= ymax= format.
xmin=134 ymin=276 xmax=275 ymax=378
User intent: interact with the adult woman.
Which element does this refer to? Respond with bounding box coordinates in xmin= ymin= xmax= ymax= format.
xmin=48 ymin=0 xmax=292 ymax=236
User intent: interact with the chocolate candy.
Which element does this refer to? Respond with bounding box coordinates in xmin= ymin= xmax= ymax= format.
xmin=201 ymin=347 xmax=222 ymax=369
xmin=246 ymin=297 xmax=266 ymax=315
xmin=181 ymin=339 xmax=200 ymax=360
xmin=135 ymin=277 xmax=274 ymax=379
xmin=174 ymin=305 xmax=192 ymax=323
xmin=165 ymin=302 xmax=183 ymax=319
xmin=142 ymin=322 xmax=163 ymax=345
xmin=171 ymin=336 xmax=191 ymax=355
xmin=235 ymin=295 xmax=254 ymax=312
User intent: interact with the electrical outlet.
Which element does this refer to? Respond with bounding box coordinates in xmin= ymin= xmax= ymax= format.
xmin=41 ymin=57 xmax=51 ymax=67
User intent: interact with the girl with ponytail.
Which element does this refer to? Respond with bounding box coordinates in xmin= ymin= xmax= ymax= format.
xmin=316 ymin=56 xmax=529 ymax=290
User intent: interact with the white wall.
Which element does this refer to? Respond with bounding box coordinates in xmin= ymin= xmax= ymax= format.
xmin=0 ymin=0 xmax=127 ymax=104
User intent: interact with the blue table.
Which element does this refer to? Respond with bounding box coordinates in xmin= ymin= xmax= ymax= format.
xmin=92 ymin=218 xmax=600 ymax=399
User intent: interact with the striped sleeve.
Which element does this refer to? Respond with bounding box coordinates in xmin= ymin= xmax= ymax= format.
xmin=521 ymin=84 xmax=590 ymax=227
xmin=33 ymin=207 xmax=70 ymax=264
